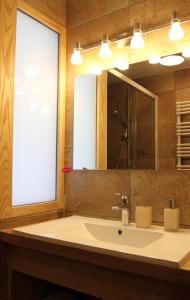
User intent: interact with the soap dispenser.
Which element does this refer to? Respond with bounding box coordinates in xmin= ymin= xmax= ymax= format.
xmin=164 ymin=199 xmax=179 ymax=232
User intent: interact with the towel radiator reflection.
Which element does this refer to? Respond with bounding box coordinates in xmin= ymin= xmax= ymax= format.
xmin=176 ymin=101 xmax=190 ymax=170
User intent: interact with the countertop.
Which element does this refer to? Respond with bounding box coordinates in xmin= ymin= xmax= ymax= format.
xmin=11 ymin=215 xmax=190 ymax=268
xmin=1 ymin=215 xmax=190 ymax=286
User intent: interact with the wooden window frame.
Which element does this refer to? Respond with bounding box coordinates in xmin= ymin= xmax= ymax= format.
xmin=0 ymin=0 xmax=66 ymax=219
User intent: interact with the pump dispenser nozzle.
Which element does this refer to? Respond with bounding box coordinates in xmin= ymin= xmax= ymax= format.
xmin=169 ymin=199 xmax=175 ymax=209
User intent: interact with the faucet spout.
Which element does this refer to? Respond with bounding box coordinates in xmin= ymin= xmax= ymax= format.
xmin=112 ymin=193 xmax=131 ymax=225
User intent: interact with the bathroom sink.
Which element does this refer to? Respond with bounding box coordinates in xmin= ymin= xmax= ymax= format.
xmin=13 ymin=215 xmax=190 ymax=268
xmin=84 ymin=223 xmax=163 ymax=248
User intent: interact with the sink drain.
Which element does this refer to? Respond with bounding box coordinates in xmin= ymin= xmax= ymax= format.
xmin=118 ymin=229 xmax=123 ymax=235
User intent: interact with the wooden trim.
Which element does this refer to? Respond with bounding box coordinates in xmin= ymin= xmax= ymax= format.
xmin=1 ymin=231 xmax=190 ymax=286
xmin=154 ymin=96 xmax=158 ymax=170
xmin=17 ymin=0 xmax=63 ymax=33
xmin=0 ymin=0 xmax=16 ymax=219
xmin=0 ymin=0 xmax=66 ymax=220
xmin=109 ymin=69 xmax=158 ymax=100
xmin=56 ymin=26 xmax=66 ymax=208
xmin=96 ymin=71 xmax=107 ymax=169
xmin=0 ymin=242 xmax=8 ymax=300
xmin=0 ymin=209 xmax=64 ymax=230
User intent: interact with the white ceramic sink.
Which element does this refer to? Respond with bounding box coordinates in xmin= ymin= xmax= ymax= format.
xmin=84 ymin=223 xmax=163 ymax=248
xmin=13 ymin=215 xmax=190 ymax=268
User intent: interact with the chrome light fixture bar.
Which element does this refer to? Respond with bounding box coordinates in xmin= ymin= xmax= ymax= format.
xmin=71 ymin=12 xmax=188 ymax=65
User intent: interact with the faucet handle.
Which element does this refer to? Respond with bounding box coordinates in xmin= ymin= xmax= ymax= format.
xmin=114 ymin=193 xmax=129 ymax=206
xmin=114 ymin=193 xmax=128 ymax=199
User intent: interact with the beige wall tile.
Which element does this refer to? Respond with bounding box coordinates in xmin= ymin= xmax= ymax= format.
xmin=158 ymin=159 xmax=176 ymax=169
xmin=176 ymin=87 xmax=190 ymax=101
xmin=157 ymin=90 xmax=176 ymax=125
xmin=65 ymin=87 xmax=74 ymax=148
xmin=175 ymin=68 xmax=190 ymax=90
xmin=130 ymin=0 xmax=190 ymax=31
xmin=24 ymin=0 xmax=66 ymax=26
xmin=158 ymin=125 xmax=176 ymax=158
xmin=137 ymin=72 xmax=175 ymax=94
xmin=131 ymin=170 xmax=190 ymax=226
xmin=65 ymin=170 xmax=131 ymax=219
xmin=67 ymin=7 xmax=130 ymax=56
xmin=67 ymin=0 xmax=130 ymax=27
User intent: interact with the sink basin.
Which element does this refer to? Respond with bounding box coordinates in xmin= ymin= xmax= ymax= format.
xmin=13 ymin=215 xmax=190 ymax=268
xmin=84 ymin=223 xmax=163 ymax=248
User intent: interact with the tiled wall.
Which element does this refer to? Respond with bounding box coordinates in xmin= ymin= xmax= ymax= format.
xmin=138 ymin=67 xmax=190 ymax=169
xmin=65 ymin=0 xmax=190 ymax=227
xmin=66 ymin=170 xmax=190 ymax=227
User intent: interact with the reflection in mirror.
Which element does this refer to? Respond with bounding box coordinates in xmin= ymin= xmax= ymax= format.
xmin=73 ymin=53 xmax=190 ymax=171
xmin=73 ymin=74 xmax=97 ymax=170
xmin=107 ymin=70 xmax=156 ymax=170
xmin=73 ymin=69 xmax=157 ymax=170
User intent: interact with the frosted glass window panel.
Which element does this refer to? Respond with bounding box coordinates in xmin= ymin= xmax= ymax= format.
xmin=73 ymin=75 xmax=97 ymax=169
xmin=12 ymin=11 xmax=59 ymax=206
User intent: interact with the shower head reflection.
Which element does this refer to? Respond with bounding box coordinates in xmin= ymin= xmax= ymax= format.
xmin=112 ymin=110 xmax=127 ymax=128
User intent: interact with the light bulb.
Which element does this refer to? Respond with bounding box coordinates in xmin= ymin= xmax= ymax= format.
xmin=160 ymin=55 xmax=184 ymax=66
xmin=71 ymin=42 xmax=83 ymax=65
xmin=169 ymin=19 xmax=184 ymax=41
xmin=91 ymin=66 xmax=103 ymax=75
xmin=99 ymin=34 xmax=112 ymax=58
xmin=182 ymin=48 xmax=190 ymax=58
xmin=130 ymin=29 xmax=144 ymax=49
xmin=115 ymin=58 xmax=129 ymax=70
xmin=149 ymin=55 xmax=161 ymax=64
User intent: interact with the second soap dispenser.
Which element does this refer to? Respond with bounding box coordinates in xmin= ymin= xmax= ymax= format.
xmin=164 ymin=199 xmax=179 ymax=232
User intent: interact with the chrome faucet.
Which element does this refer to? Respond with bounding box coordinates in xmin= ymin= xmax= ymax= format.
xmin=112 ymin=193 xmax=131 ymax=225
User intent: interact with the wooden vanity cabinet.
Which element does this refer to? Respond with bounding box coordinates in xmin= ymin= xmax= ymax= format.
xmin=0 ymin=231 xmax=190 ymax=300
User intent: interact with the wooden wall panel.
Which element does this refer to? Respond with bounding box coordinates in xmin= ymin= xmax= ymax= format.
xmin=0 ymin=0 xmax=16 ymax=219
xmin=0 ymin=0 xmax=66 ymax=224
xmin=24 ymin=0 xmax=66 ymax=26
xmin=0 ymin=242 xmax=8 ymax=300
xmin=96 ymin=71 xmax=107 ymax=170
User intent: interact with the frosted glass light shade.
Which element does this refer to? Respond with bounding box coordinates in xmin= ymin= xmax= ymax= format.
xmin=149 ymin=56 xmax=161 ymax=64
xmin=115 ymin=58 xmax=129 ymax=70
xmin=99 ymin=41 xmax=112 ymax=58
xmin=130 ymin=30 xmax=144 ymax=49
xmin=71 ymin=49 xmax=83 ymax=65
xmin=12 ymin=10 xmax=59 ymax=206
xmin=169 ymin=19 xmax=184 ymax=41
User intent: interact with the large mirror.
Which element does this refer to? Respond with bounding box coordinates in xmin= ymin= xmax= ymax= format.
xmin=73 ymin=53 xmax=190 ymax=170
